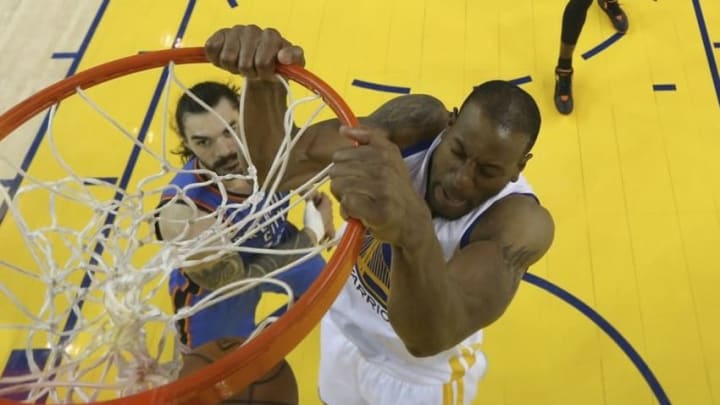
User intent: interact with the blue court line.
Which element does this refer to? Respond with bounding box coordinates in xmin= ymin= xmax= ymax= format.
xmin=508 ymin=75 xmax=532 ymax=86
xmin=228 ymin=0 xmax=239 ymax=7
xmin=692 ymin=0 xmax=720 ymax=108
xmin=522 ymin=272 xmax=671 ymax=405
xmin=0 ymin=349 xmax=51 ymax=402
xmin=0 ymin=179 xmax=11 ymax=188
xmin=51 ymin=52 xmax=79 ymax=59
xmin=653 ymin=84 xmax=677 ymax=91
xmin=58 ymin=0 xmax=197 ymax=344
xmin=0 ymin=0 xmax=110 ymax=225
xmin=351 ymin=79 xmax=411 ymax=94
xmin=581 ymin=32 xmax=625 ymax=60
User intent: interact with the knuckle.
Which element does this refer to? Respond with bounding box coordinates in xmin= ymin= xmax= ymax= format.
xmin=205 ymin=29 xmax=227 ymax=49
xmin=255 ymin=57 xmax=274 ymax=71
xmin=262 ymin=27 xmax=281 ymax=39
xmin=240 ymin=24 xmax=261 ymax=33
xmin=219 ymin=53 xmax=236 ymax=67
xmin=237 ymin=59 xmax=253 ymax=72
xmin=329 ymin=180 xmax=343 ymax=198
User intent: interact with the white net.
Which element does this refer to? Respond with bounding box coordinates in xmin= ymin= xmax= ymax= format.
xmin=0 ymin=62 xmax=338 ymax=403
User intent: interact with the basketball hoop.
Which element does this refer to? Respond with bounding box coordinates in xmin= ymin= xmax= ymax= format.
xmin=0 ymin=47 xmax=363 ymax=404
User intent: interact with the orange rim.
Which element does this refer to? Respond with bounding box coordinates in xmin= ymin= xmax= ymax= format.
xmin=0 ymin=47 xmax=363 ymax=404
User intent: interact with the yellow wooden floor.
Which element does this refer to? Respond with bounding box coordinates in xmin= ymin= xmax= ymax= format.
xmin=1 ymin=0 xmax=720 ymax=404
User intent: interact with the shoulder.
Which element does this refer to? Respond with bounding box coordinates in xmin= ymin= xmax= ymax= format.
xmin=366 ymin=94 xmax=449 ymax=149
xmin=466 ymin=194 xmax=554 ymax=260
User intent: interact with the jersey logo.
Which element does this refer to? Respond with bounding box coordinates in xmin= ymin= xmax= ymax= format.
xmin=355 ymin=234 xmax=393 ymax=312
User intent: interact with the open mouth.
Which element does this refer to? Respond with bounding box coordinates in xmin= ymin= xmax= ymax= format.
xmin=435 ymin=184 xmax=465 ymax=208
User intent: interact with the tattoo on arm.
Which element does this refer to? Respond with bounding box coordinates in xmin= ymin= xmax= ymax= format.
xmin=367 ymin=95 xmax=448 ymax=138
xmin=187 ymin=230 xmax=315 ymax=291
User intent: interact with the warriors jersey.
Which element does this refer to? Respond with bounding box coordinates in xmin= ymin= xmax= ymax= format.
xmin=325 ymin=134 xmax=536 ymax=384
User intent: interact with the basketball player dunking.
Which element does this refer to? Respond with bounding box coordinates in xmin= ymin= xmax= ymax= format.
xmin=203 ymin=25 xmax=555 ymax=405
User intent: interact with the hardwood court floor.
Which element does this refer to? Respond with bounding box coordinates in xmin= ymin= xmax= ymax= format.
xmin=1 ymin=1 xmax=719 ymax=404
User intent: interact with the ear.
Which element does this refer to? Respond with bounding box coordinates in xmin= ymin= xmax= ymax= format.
xmin=511 ymin=153 xmax=532 ymax=182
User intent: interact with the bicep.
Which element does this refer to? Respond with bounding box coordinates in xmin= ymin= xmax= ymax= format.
xmin=446 ymin=204 xmax=554 ymax=329
xmin=445 ymin=240 xmax=521 ymax=330
xmin=284 ymin=94 xmax=449 ymax=187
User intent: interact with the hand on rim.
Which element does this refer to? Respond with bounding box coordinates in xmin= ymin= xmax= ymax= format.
xmin=329 ymin=126 xmax=429 ymax=246
xmin=204 ymin=24 xmax=306 ymax=81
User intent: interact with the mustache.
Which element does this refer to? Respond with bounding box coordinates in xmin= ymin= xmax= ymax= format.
xmin=212 ymin=155 xmax=239 ymax=170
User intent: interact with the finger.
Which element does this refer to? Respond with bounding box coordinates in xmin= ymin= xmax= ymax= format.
xmin=254 ymin=28 xmax=284 ymax=80
xmin=329 ymin=162 xmax=391 ymax=185
xmin=237 ymin=25 xmax=263 ymax=79
xmin=329 ymin=176 xmax=375 ymax=203
xmin=312 ymin=191 xmax=325 ymax=206
xmin=331 ymin=144 xmax=391 ymax=164
xmin=214 ymin=29 xmax=242 ymax=73
xmin=340 ymin=193 xmax=381 ymax=226
xmin=305 ymin=190 xmax=318 ymax=202
xmin=277 ymin=44 xmax=305 ymax=67
xmin=339 ymin=204 xmax=350 ymax=221
xmin=339 ymin=125 xmax=392 ymax=147
xmin=204 ymin=28 xmax=230 ymax=68
xmin=325 ymin=222 xmax=336 ymax=240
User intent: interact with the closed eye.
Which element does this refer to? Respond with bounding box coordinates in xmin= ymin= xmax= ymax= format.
xmin=477 ymin=165 xmax=503 ymax=178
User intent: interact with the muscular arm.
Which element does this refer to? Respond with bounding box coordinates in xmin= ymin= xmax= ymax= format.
xmin=242 ymin=80 xmax=290 ymax=182
xmin=281 ymin=94 xmax=449 ymax=189
xmin=156 ymin=203 xmax=317 ymax=291
xmin=387 ymin=194 xmax=554 ymax=357
xmin=183 ymin=229 xmax=315 ymax=291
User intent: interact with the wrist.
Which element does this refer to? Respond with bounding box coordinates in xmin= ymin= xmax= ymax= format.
xmin=246 ymin=77 xmax=287 ymax=88
xmin=396 ymin=199 xmax=434 ymax=251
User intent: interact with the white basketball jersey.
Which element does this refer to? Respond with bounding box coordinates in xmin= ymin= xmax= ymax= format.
xmin=326 ymin=134 xmax=535 ymax=385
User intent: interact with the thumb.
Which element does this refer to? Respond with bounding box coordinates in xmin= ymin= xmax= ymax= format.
xmin=339 ymin=125 xmax=370 ymax=146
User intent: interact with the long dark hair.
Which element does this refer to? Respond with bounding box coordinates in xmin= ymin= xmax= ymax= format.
xmin=172 ymin=81 xmax=240 ymax=163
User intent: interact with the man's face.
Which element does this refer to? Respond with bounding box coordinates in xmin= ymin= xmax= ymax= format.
xmin=427 ymin=103 xmax=531 ymax=219
xmin=182 ymin=98 xmax=246 ymax=176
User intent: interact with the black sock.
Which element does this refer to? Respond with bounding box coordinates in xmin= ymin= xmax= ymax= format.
xmin=557 ymin=57 xmax=573 ymax=72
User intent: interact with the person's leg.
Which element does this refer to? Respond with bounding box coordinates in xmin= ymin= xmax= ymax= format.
xmin=318 ymin=316 xmax=367 ymax=405
xmin=356 ymin=355 xmax=487 ymax=405
xmin=597 ymin=0 xmax=629 ymax=33
xmin=554 ymin=0 xmax=593 ymax=114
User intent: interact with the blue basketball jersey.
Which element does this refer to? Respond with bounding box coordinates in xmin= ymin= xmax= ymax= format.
xmin=157 ymin=158 xmax=324 ymax=348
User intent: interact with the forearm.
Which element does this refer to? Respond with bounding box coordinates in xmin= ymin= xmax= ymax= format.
xmin=243 ymin=80 xmax=289 ymax=181
xmin=281 ymin=119 xmax=353 ymax=190
xmin=185 ymin=228 xmax=316 ymax=290
xmin=388 ymin=216 xmax=460 ymax=356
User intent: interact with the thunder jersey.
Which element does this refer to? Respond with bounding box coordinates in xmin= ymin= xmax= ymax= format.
xmin=157 ymin=157 xmax=293 ymax=259
xmin=156 ymin=158 xmax=296 ymax=346
xmin=326 ymin=134 xmax=536 ymax=384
